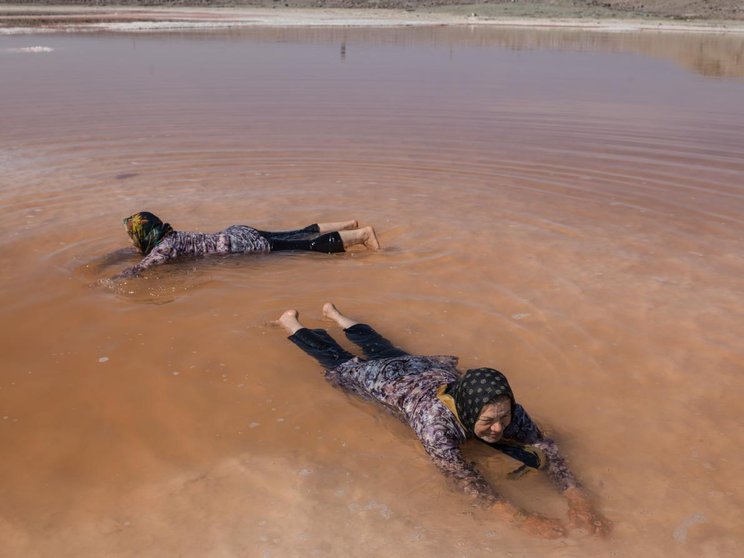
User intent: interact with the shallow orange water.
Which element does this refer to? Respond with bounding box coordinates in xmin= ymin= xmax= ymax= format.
xmin=1 ymin=26 xmax=743 ymax=557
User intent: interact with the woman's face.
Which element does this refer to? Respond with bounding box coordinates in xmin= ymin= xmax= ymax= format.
xmin=473 ymin=398 xmax=512 ymax=443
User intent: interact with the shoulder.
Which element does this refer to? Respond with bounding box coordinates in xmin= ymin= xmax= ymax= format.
xmin=385 ymin=355 xmax=460 ymax=376
xmin=159 ymin=231 xmax=180 ymax=245
xmin=411 ymin=394 xmax=466 ymax=450
xmin=504 ymin=403 xmax=543 ymax=444
xmin=412 ymin=355 xmax=460 ymax=370
xmin=150 ymin=233 xmax=177 ymax=253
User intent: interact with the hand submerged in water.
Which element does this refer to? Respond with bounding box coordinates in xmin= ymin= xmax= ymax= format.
xmin=517 ymin=513 xmax=566 ymax=539
xmin=493 ymin=500 xmax=565 ymax=539
xmin=96 ymin=277 xmax=117 ymax=289
xmin=565 ymin=487 xmax=611 ymax=536
xmin=95 ymin=274 xmax=128 ymax=290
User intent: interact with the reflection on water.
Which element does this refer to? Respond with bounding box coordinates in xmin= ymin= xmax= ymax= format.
xmin=4 ymin=23 xmax=744 ymax=77
xmin=191 ymin=25 xmax=744 ymax=77
xmin=1 ymin=26 xmax=744 ymax=558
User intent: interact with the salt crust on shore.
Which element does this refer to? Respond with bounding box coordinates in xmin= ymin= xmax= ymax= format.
xmin=3 ymin=45 xmax=54 ymax=51
xmin=2 ymin=6 xmax=744 ymax=34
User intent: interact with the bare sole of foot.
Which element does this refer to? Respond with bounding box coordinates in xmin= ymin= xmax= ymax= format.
xmin=362 ymin=226 xmax=381 ymax=250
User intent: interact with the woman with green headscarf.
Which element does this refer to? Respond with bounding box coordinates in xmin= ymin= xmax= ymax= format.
xmin=274 ymin=303 xmax=610 ymax=539
xmin=116 ymin=211 xmax=380 ymax=278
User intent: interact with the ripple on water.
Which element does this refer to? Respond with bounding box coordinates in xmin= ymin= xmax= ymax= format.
xmin=2 ymin=27 xmax=744 ymax=558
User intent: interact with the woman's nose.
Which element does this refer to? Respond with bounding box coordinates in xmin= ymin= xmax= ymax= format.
xmin=491 ymin=422 xmax=503 ymax=433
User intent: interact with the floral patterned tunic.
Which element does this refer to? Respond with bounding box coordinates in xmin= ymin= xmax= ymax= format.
xmin=120 ymin=225 xmax=269 ymax=277
xmin=325 ymin=354 xmax=577 ymax=506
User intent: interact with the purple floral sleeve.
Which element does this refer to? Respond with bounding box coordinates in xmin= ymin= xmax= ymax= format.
xmin=532 ymin=438 xmax=578 ymax=491
xmin=413 ymin=404 xmax=501 ymax=506
xmin=504 ymin=404 xmax=578 ymax=491
xmin=119 ymin=235 xmax=178 ymax=277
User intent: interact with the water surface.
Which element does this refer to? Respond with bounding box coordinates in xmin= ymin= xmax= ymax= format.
xmin=1 ymin=26 xmax=743 ymax=557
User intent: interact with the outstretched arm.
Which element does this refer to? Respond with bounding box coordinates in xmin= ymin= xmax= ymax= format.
xmin=424 ymin=442 xmax=565 ymax=538
xmin=563 ymin=485 xmax=611 ymax=535
xmin=531 ymin=438 xmax=610 ymax=535
xmin=113 ymin=234 xmax=178 ymax=280
xmin=507 ymin=406 xmax=610 ymax=536
xmin=113 ymin=244 xmax=172 ymax=279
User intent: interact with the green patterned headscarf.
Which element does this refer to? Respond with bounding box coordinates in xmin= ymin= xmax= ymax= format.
xmin=123 ymin=211 xmax=173 ymax=255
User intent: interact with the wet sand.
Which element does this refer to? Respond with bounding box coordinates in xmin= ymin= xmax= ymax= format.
xmin=1 ymin=23 xmax=744 ymax=558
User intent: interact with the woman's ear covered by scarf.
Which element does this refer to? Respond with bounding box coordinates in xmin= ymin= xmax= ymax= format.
xmin=123 ymin=211 xmax=173 ymax=255
xmin=447 ymin=367 xmax=515 ymax=435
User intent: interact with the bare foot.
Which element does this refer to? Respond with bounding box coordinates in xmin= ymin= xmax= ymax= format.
xmin=322 ymin=302 xmax=341 ymax=321
xmin=322 ymin=302 xmax=358 ymax=329
xmin=361 ymin=226 xmax=380 ymax=250
xmin=273 ymin=309 xmax=303 ymax=334
xmin=318 ymin=219 xmax=359 ymax=234
xmin=338 ymin=227 xmax=380 ymax=251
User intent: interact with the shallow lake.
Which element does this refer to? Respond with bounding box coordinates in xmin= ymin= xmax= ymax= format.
xmin=1 ymin=25 xmax=743 ymax=557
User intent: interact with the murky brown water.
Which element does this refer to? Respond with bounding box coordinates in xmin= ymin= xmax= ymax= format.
xmin=1 ymin=26 xmax=743 ymax=557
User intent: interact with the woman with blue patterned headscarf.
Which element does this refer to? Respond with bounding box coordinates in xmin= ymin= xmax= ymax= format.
xmin=274 ymin=303 xmax=610 ymax=539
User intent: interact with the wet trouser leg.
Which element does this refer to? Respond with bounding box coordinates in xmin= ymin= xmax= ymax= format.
xmin=255 ymin=224 xmax=320 ymax=241
xmin=288 ymin=328 xmax=355 ymax=369
xmin=344 ymin=324 xmax=409 ymax=360
xmin=266 ymin=232 xmax=344 ymax=253
xmin=258 ymin=226 xmax=345 ymax=254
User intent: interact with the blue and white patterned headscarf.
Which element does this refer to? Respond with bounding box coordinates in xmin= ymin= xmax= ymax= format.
xmin=447 ymin=367 xmax=515 ymax=435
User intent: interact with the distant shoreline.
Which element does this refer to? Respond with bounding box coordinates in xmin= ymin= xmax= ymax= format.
xmin=4 ymin=0 xmax=744 ymax=22
xmin=2 ymin=3 xmax=744 ymax=34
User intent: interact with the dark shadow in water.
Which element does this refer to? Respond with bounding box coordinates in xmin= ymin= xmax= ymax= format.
xmin=79 ymin=251 xmax=278 ymax=305
xmin=93 ymin=247 xmax=138 ymax=270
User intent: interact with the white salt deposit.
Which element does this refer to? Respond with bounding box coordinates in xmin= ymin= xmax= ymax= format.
xmin=4 ymin=46 xmax=54 ymax=53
